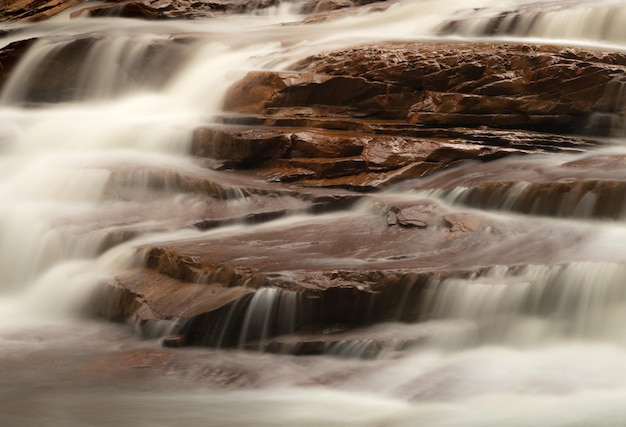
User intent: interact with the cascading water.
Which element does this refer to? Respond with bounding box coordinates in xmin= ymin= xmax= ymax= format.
xmin=6 ymin=0 xmax=626 ymax=426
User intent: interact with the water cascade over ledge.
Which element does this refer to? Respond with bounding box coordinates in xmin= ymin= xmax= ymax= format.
xmin=5 ymin=0 xmax=626 ymax=426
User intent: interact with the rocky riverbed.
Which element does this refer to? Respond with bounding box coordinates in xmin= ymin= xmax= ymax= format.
xmin=3 ymin=0 xmax=626 ymax=353
xmin=4 ymin=1 xmax=626 ymax=425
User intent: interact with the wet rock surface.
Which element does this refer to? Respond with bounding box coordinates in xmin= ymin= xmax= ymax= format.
xmin=209 ymin=42 xmax=621 ymax=190
xmin=2 ymin=0 xmax=85 ymax=22
xmin=1 ymin=0 xmax=395 ymax=22
xmin=88 ymin=40 xmax=626 ymax=354
xmin=5 ymin=3 xmax=626 ymax=358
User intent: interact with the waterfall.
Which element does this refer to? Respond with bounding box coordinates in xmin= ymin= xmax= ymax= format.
xmin=6 ymin=0 xmax=626 ymax=426
xmin=436 ymin=0 xmax=626 ymax=45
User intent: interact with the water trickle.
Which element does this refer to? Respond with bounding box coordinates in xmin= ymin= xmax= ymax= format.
xmin=238 ymin=287 xmax=300 ymax=349
xmin=0 ymin=35 xmax=194 ymax=105
xmin=437 ymin=0 xmax=626 ymax=45
xmin=423 ymin=180 xmax=626 ymax=220
xmin=420 ymin=262 xmax=626 ymax=347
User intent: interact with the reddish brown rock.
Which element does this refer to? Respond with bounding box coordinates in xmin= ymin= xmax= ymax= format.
xmin=194 ymin=122 xmax=600 ymax=190
xmin=289 ymin=42 xmax=626 ymax=132
xmin=2 ymin=0 xmax=85 ymax=22
xmin=200 ymin=42 xmax=623 ymax=192
xmin=192 ymin=126 xmax=292 ymax=168
xmin=98 ymin=193 xmax=601 ymax=349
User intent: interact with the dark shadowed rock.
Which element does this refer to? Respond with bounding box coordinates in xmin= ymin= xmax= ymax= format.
xmin=72 ymin=0 xmax=281 ymax=20
xmin=65 ymin=0 xmax=396 ymax=21
xmin=0 ymin=39 xmax=33 ymax=90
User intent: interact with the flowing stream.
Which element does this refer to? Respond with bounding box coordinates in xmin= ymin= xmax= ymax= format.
xmin=4 ymin=0 xmax=626 ymax=425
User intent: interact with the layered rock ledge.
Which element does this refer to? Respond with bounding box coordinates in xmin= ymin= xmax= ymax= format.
xmin=194 ymin=42 xmax=624 ymax=191
xmin=2 ymin=0 xmax=395 ymax=22
xmin=5 ymin=19 xmax=626 ymax=356
xmin=86 ymin=40 xmax=626 ymax=355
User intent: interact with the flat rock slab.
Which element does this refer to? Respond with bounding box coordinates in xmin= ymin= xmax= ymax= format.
xmin=199 ymin=41 xmax=625 ymax=190
xmin=84 ymin=40 xmax=626 ymax=353
xmin=95 ymin=193 xmax=604 ymax=349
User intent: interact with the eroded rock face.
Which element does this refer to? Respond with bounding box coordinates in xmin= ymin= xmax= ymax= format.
xmin=89 ymin=40 xmax=626 ymax=354
xmin=6 ymin=5 xmax=624 ymax=357
xmin=2 ymin=0 xmax=85 ymax=22
xmin=0 ymin=0 xmax=395 ymax=21
xmin=198 ymin=42 xmax=623 ymax=190
xmin=72 ymin=0 xmax=282 ymax=20
xmin=288 ymin=42 xmax=626 ymax=132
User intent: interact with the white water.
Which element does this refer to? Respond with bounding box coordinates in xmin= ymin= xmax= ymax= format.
xmin=4 ymin=0 xmax=626 ymax=425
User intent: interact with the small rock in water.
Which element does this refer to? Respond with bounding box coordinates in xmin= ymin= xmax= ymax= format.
xmin=444 ymin=213 xmax=482 ymax=233
xmin=161 ymin=335 xmax=187 ymax=348
xmin=396 ymin=205 xmax=434 ymax=227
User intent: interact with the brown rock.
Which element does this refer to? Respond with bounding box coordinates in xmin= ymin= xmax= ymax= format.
xmin=405 ymin=152 xmax=626 ymax=220
xmin=96 ymin=193 xmax=596 ymax=349
xmin=396 ymin=205 xmax=435 ymax=228
xmin=362 ymin=137 xmax=441 ymax=169
xmin=291 ymin=131 xmax=366 ymax=158
xmin=2 ymin=0 xmax=84 ymax=22
xmin=207 ymin=41 xmax=617 ymax=192
xmin=71 ymin=0 xmax=282 ymax=20
xmin=192 ymin=127 xmax=292 ymax=167
xmin=290 ymin=42 xmax=626 ymax=133
xmin=444 ymin=213 xmax=482 ymax=233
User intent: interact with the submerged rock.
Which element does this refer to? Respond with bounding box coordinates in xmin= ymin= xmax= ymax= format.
xmin=405 ymin=152 xmax=626 ymax=220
